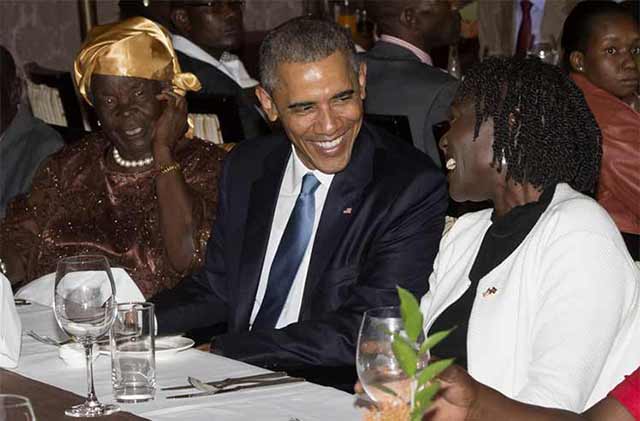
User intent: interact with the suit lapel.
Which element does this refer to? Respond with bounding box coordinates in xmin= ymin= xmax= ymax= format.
xmin=234 ymin=140 xmax=291 ymax=328
xmin=300 ymin=125 xmax=375 ymax=318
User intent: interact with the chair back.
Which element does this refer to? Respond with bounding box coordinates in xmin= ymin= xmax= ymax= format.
xmin=23 ymin=63 xmax=87 ymax=130
xmin=187 ymin=95 xmax=244 ymax=143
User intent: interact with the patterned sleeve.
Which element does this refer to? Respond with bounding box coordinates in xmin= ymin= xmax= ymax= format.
xmin=609 ymin=367 xmax=640 ymax=420
xmin=179 ymin=139 xmax=227 ymax=274
xmin=0 ymin=155 xmax=61 ymax=283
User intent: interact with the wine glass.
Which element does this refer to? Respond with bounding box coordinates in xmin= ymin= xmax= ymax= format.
xmin=0 ymin=394 xmax=36 ymax=420
xmin=53 ymin=255 xmax=119 ymax=417
xmin=528 ymin=42 xmax=559 ymax=65
xmin=356 ymin=306 xmax=423 ymax=404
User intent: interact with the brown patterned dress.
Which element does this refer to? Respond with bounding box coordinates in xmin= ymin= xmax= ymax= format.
xmin=0 ymin=132 xmax=226 ymax=298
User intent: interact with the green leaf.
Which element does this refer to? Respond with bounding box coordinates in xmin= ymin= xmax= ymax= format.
xmin=411 ymin=381 xmax=441 ymax=420
xmin=419 ymin=327 xmax=456 ymax=356
xmin=416 ymin=358 xmax=455 ymax=387
xmin=392 ymin=337 xmax=418 ymax=377
xmin=397 ymin=287 xmax=423 ymax=343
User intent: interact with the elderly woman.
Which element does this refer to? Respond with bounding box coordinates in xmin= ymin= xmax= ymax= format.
xmin=0 ymin=17 xmax=226 ymax=298
xmin=561 ymin=1 xmax=640 ymax=259
xmin=417 ymin=56 xmax=640 ymax=414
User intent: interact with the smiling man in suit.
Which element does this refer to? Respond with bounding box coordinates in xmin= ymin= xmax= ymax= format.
xmin=152 ymin=17 xmax=447 ymax=383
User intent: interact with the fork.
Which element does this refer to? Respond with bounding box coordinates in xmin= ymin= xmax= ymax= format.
xmin=25 ymin=330 xmax=72 ymax=347
xmin=161 ymin=371 xmax=289 ymax=391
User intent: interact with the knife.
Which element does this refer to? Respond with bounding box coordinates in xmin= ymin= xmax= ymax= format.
xmin=166 ymin=377 xmax=305 ymax=399
xmin=161 ymin=371 xmax=289 ymax=391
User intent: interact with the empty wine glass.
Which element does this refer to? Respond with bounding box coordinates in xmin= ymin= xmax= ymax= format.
xmin=356 ymin=306 xmax=424 ymax=404
xmin=53 ymin=255 xmax=119 ymax=417
xmin=0 ymin=394 xmax=36 ymax=421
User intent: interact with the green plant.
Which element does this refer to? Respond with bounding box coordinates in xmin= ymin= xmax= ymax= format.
xmin=392 ymin=287 xmax=454 ymax=421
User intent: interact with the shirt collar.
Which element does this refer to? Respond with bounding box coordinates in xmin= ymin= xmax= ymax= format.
xmin=282 ymin=145 xmax=334 ymax=195
xmin=378 ymin=34 xmax=433 ymax=66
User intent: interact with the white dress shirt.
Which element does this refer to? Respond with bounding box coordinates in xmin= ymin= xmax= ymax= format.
xmin=513 ymin=0 xmax=546 ymax=49
xmin=172 ymin=34 xmax=258 ymax=88
xmin=249 ymin=147 xmax=334 ymax=329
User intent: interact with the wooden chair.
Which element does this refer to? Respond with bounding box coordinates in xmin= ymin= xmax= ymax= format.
xmin=187 ymin=95 xmax=245 ymax=143
xmin=23 ymin=63 xmax=88 ymax=130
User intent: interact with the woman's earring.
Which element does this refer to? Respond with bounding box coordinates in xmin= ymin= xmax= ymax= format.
xmin=97 ymin=120 xmax=101 ymax=127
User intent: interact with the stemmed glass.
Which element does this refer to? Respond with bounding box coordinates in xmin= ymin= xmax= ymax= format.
xmin=53 ymin=255 xmax=119 ymax=417
xmin=0 ymin=394 xmax=36 ymax=420
xmin=356 ymin=306 xmax=422 ymax=405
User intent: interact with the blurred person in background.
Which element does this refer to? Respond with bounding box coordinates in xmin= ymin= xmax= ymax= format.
xmin=477 ymin=0 xmax=578 ymax=58
xmin=562 ymin=0 xmax=640 ymax=259
xmin=363 ymin=0 xmax=460 ymax=167
xmin=170 ymin=0 xmax=268 ymax=140
xmin=0 ymin=45 xmax=63 ymax=219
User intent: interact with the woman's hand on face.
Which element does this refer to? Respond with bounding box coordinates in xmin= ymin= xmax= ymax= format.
xmin=151 ymin=89 xmax=188 ymax=156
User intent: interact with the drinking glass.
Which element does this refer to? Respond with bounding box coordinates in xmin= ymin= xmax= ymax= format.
xmin=0 ymin=394 xmax=36 ymax=421
xmin=53 ymin=255 xmax=119 ymax=417
xmin=528 ymin=42 xmax=559 ymax=65
xmin=356 ymin=306 xmax=424 ymax=404
xmin=111 ymin=302 xmax=156 ymax=402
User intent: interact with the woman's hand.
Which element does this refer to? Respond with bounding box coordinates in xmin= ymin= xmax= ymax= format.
xmin=151 ymin=89 xmax=188 ymax=157
xmin=425 ymin=364 xmax=478 ymax=420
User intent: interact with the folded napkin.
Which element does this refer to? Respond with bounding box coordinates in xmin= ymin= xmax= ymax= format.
xmin=58 ymin=343 xmax=99 ymax=368
xmin=15 ymin=268 xmax=145 ymax=307
xmin=0 ymin=273 xmax=22 ymax=368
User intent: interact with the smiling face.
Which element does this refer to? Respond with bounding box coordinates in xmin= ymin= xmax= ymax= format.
xmin=439 ymin=101 xmax=502 ymax=203
xmin=91 ymin=74 xmax=164 ymax=160
xmin=256 ymin=50 xmax=366 ymax=174
xmin=576 ymin=14 xmax=640 ymax=100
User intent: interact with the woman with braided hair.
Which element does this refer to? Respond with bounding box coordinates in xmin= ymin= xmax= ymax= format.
xmin=561 ymin=1 xmax=640 ymax=260
xmin=417 ymin=56 xmax=640 ymax=414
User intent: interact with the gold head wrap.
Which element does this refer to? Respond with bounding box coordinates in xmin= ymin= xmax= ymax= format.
xmin=73 ymin=17 xmax=201 ymax=136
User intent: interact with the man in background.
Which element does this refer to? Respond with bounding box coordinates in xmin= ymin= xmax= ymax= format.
xmin=0 ymin=46 xmax=63 ymax=219
xmin=170 ymin=0 xmax=268 ymax=140
xmin=477 ymin=0 xmax=579 ymax=57
xmin=363 ymin=0 xmax=459 ymax=167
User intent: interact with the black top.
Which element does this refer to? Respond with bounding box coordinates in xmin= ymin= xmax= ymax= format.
xmin=430 ymin=185 xmax=556 ymax=368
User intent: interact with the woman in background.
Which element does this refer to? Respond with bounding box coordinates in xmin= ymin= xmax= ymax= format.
xmin=561 ymin=1 xmax=640 ymax=259
xmin=0 ymin=17 xmax=226 ymax=298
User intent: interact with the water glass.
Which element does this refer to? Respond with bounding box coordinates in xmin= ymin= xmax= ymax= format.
xmin=356 ymin=306 xmax=414 ymax=404
xmin=0 ymin=394 xmax=36 ymax=421
xmin=111 ymin=302 xmax=156 ymax=403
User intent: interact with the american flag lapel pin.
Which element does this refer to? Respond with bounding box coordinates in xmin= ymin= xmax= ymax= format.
xmin=342 ymin=207 xmax=352 ymax=215
xmin=482 ymin=287 xmax=498 ymax=298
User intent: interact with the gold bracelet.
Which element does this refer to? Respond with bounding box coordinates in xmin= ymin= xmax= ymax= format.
xmin=158 ymin=162 xmax=181 ymax=175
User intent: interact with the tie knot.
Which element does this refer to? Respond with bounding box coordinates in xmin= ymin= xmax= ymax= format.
xmin=521 ymin=0 xmax=532 ymax=12
xmin=300 ymin=173 xmax=320 ymax=196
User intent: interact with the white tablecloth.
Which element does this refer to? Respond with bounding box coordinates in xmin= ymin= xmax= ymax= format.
xmin=13 ymin=303 xmax=362 ymax=421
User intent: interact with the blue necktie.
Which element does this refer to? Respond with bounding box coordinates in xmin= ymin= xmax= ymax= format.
xmin=253 ymin=173 xmax=321 ymax=329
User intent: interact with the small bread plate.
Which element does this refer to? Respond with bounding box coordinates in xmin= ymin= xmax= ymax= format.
xmin=99 ymin=335 xmax=195 ymax=359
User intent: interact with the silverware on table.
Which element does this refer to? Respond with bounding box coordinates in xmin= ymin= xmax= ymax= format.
xmin=166 ymin=376 xmax=305 ymax=399
xmin=25 ymin=330 xmax=73 ymax=347
xmin=14 ymin=298 xmax=31 ymax=306
xmin=161 ymin=371 xmax=289 ymax=391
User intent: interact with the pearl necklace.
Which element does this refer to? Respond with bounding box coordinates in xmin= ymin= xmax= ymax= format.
xmin=112 ymin=147 xmax=154 ymax=168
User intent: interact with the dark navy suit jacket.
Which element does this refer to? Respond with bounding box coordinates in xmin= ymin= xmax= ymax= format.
xmin=153 ymin=123 xmax=447 ymax=370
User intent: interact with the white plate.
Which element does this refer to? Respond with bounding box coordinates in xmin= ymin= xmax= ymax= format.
xmin=99 ymin=336 xmax=195 ymax=358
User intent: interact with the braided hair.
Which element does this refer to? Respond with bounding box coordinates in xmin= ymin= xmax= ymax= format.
xmin=455 ymin=56 xmax=602 ymax=193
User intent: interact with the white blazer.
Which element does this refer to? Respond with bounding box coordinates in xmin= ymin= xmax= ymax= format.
xmin=420 ymin=184 xmax=640 ymax=412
